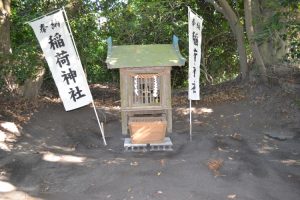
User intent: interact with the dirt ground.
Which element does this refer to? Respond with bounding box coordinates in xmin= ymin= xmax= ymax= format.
xmin=0 ymin=83 xmax=299 ymax=200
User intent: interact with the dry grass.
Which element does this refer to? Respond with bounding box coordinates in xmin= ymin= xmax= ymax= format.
xmin=173 ymin=87 xmax=246 ymax=106
xmin=202 ymin=88 xmax=246 ymax=104
xmin=0 ymin=99 xmax=38 ymax=124
xmin=0 ymin=94 xmax=64 ymax=124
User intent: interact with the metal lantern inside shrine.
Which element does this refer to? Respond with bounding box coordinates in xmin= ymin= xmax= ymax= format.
xmin=106 ymin=36 xmax=186 ymax=144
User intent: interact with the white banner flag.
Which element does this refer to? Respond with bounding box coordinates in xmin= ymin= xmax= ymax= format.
xmin=29 ymin=10 xmax=92 ymax=111
xmin=188 ymin=7 xmax=203 ymax=100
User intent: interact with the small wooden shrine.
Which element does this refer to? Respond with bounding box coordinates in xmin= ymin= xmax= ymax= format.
xmin=106 ymin=36 xmax=185 ymax=144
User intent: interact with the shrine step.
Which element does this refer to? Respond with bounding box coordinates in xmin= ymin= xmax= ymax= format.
xmin=124 ymin=138 xmax=147 ymax=152
xmin=124 ymin=137 xmax=173 ymax=152
xmin=150 ymin=137 xmax=173 ymax=151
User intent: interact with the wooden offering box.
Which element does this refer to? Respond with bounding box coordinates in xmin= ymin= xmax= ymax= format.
xmin=129 ymin=116 xmax=167 ymax=144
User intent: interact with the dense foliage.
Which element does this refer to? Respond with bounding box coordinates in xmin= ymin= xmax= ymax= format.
xmin=98 ymin=0 xmax=240 ymax=86
xmin=0 ymin=0 xmax=299 ymax=93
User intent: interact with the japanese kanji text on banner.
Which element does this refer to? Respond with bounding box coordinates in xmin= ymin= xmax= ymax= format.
xmin=29 ymin=10 xmax=92 ymax=111
xmin=188 ymin=7 xmax=203 ymax=100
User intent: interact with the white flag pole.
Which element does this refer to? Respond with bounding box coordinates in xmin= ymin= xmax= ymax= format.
xmin=62 ymin=7 xmax=107 ymax=146
xmin=189 ymin=99 xmax=192 ymax=141
xmin=188 ymin=7 xmax=193 ymax=142
xmin=92 ymin=101 xmax=107 ymax=146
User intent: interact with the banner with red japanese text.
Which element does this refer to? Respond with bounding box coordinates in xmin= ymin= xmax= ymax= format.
xmin=188 ymin=7 xmax=203 ymax=100
xmin=29 ymin=10 xmax=92 ymax=111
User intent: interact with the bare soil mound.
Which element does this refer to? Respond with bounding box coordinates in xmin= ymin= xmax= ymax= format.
xmin=0 ymin=83 xmax=299 ymax=200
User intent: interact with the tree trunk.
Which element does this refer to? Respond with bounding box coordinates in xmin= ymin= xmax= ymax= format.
xmin=19 ymin=68 xmax=45 ymax=99
xmin=0 ymin=0 xmax=12 ymax=92
xmin=206 ymin=0 xmax=248 ymax=80
xmin=1 ymin=0 xmax=45 ymax=99
xmin=0 ymin=0 xmax=15 ymax=95
xmin=252 ymin=0 xmax=288 ymax=65
xmin=0 ymin=0 xmax=11 ymax=55
xmin=244 ymin=0 xmax=267 ymax=83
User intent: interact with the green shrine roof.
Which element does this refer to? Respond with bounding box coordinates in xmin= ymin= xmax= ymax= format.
xmin=106 ymin=35 xmax=186 ymax=69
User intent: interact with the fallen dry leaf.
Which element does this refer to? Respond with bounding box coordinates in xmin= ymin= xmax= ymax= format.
xmin=280 ymin=159 xmax=300 ymax=166
xmin=227 ymin=194 xmax=237 ymax=199
xmin=230 ymin=133 xmax=241 ymax=141
xmin=218 ymin=147 xmax=229 ymax=152
xmin=207 ymin=159 xmax=223 ymax=171
xmin=130 ymin=161 xmax=139 ymax=166
xmin=160 ymin=159 xmax=166 ymax=167
xmin=207 ymin=159 xmax=223 ymax=176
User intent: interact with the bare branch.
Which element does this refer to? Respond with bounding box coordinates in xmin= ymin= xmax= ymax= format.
xmin=206 ymin=0 xmax=249 ymax=79
xmin=217 ymin=0 xmax=240 ymax=26
xmin=205 ymin=0 xmax=224 ymax=14
xmin=3 ymin=0 xmax=11 ymax=15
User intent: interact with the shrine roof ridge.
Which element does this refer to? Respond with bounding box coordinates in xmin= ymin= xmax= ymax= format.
xmin=106 ymin=35 xmax=186 ymax=69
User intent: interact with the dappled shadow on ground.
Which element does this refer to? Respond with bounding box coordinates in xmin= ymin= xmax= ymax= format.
xmin=0 ymin=84 xmax=300 ymax=200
